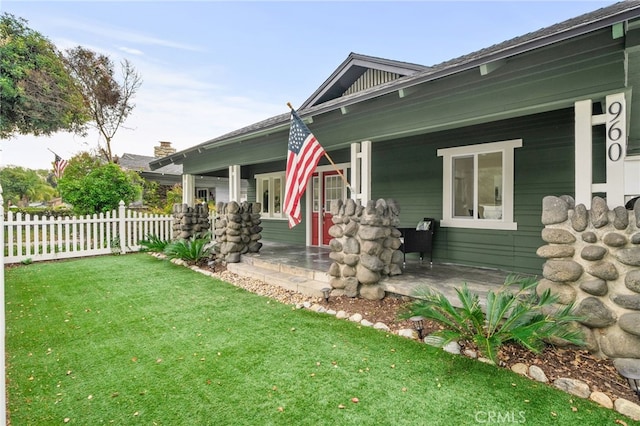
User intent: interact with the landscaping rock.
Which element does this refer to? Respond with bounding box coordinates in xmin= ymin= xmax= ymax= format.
xmin=614 ymin=398 xmax=640 ymax=421
xmin=348 ymin=313 xmax=363 ymax=323
xmin=359 ymin=284 xmax=385 ymax=300
xmin=309 ymin=303 xmax=325 ymax=313
xmin=335 ymin=310 xmax=348 ymax=319
xmin=589 ymin=391 xmax=613 ymax=409
xmin=463 ymin=349 xmax=477 ymax=359
xmin=528 ymin=365 xmax=548 ymax=383
xmin=398 ymin=328 xmax=417 ymax=339
xmin=442 ymin=341 xmax=461 ymax=355
xmin=599 ymin=329 xmax=640 ymax=358
xmin=511 ymin=363 xmax=528 ymax=376
xmin=360 ymin=319 xmax=374 ymax=327
xmin=553 ymin=377 xmax=591 ymax=398
xmin=373 ymin=322 xmax=391 ymax=332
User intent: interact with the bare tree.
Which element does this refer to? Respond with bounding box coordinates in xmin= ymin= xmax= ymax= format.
xmin=64 ymin=46 xmax=142 ymax=162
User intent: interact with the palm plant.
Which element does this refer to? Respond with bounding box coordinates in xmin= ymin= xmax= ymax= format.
xmin=138 ymin=233 xmax=170 ymax=253
xmin=405 ymin=275 xmax=585 ymax=363
xmin=163 ymin=234 xmax=213 ymax=263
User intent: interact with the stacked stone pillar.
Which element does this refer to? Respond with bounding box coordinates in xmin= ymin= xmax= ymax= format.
xmin=539 ymin=195 xmax=640 ymax=376
xmin=327 ymin=198 xmax=404 ymax=300
xmin=213 ymin=201 xmax=262 ymax=263
xmin=172 ymin=203 xmax=211 ymax=239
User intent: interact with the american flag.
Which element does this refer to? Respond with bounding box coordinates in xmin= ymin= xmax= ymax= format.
xmin=53 ymin=154 xmax=68 ymax=179
xmin=283 ymin=109 xmax=325 ymax=228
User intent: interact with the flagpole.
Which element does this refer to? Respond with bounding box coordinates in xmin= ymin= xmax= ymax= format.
xmin=286 ymin=103 xmax=350 ymax=188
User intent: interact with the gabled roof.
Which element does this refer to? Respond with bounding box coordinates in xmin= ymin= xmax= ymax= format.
xmin=151 ymin=1 xmax=640 ymax=170
xmin=299 ymin=52 xmax=429 ymax=110
xmin=120 ymin=153 xmax=182 ymax=175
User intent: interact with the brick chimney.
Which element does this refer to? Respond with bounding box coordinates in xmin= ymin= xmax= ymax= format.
xmin=154 ymin=141 xmax=176 ymax=158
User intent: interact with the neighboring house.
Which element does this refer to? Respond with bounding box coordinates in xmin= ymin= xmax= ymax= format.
xmin=150 ymin=2 xmax=640 ymax=275
xmin=120 ymin=142 xmax=247 ymax=204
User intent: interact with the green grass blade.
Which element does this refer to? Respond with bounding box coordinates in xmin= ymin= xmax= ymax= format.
xmin=4 ymin=254 xmax=623 ymax=425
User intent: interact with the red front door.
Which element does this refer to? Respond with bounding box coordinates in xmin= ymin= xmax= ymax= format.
xmin=312 ymin=171 xmax=347 ymax=246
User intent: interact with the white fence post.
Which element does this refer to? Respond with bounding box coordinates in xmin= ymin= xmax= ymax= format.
xmin=118 ymin=201 xmax=126 ymax=254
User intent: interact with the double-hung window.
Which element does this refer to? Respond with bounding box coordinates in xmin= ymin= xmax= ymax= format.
xmin=438 ymin=139 xmax=521 ymax=230
xmin=255 ymin=172 xmax=285 ymax=219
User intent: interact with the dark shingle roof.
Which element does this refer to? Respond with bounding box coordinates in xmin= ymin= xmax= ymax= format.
xmin=120 ymin=153 xmax=182 ymax=175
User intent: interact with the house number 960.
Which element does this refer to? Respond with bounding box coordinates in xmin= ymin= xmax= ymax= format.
xmin=607 ymin=100 xmax=623 ymax=162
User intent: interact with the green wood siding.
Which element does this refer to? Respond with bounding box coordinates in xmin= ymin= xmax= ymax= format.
xmin=260 ymin=218 xmax=306 ymax=244
xmin=371 ymin=108 xmax=605 ymax=275
xmin=627 ymin=48 xmax=640 ymax=155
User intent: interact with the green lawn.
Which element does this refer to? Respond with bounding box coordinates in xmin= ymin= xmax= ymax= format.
xmin=5 ymin=254 xmax=638 ymax=425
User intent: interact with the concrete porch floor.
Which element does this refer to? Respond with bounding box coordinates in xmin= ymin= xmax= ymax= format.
xmin=227 ymin=241 xmax=532 ymax=305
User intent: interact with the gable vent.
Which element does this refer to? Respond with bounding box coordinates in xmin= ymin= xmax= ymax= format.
xmin=343 ymin=69 xmax=401 ymax=96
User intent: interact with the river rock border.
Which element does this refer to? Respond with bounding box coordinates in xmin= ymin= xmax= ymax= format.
xmin=417 ymin=331 xmax=640 ymax=420
xmin=327 ymin=198 xmax=403 ymax=300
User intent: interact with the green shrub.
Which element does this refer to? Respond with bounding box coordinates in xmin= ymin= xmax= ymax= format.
xmin=5 ymin=206 xmax=74 ymax=218
xmin=138 ymin=234 xmax=170 ymax=253
xmin=163 ymin=234 xmax=213 ymax=263
xmin=404 ymin=275 xmax=585 ymax=363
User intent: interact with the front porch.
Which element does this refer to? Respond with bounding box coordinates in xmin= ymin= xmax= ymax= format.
xmin=227 ymin=240 xmax=528 ymax=306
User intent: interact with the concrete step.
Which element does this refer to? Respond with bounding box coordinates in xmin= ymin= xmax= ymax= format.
xmin=227 ymin=261 xmax=330 ymax=298
xmin=239 ymin=254 xmax=331 ymax=284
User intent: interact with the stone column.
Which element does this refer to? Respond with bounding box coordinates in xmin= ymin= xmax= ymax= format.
xmin=538 ymin=195 xmax=640 ymax=377
xmin=172 ymin=203 xmax=210 ymax=240
xmin=327 ymin=198 xmax=403 ymax=300
xmin=213 ymin=201 xmax=262 ymax=263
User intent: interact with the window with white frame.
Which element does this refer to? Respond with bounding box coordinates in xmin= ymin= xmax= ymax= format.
xmin=255 ymin=172 xmax=285 ymax=219
xmin=196 ymin=188 xmax=208 ymax=202
xmin=437 ymin=139 xmax=522 ymax=230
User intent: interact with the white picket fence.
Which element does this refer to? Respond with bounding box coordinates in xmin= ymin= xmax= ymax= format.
xmin=1 ymin=200 xmax=174 ymax=264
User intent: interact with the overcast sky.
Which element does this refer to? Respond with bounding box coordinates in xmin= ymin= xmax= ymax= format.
xmin=1 ymin=0 xmax=617 ymax=170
